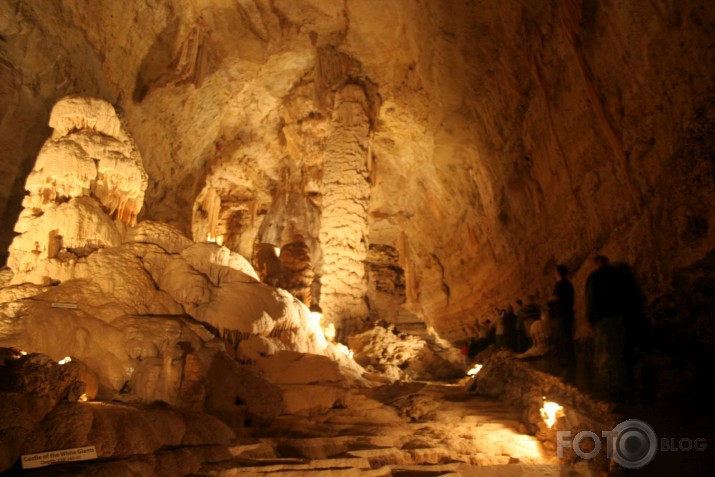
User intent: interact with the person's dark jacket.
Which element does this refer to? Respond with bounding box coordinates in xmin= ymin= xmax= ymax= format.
xmin=585 ymin=264 xmax=627 ymax=324
xmin=552 ymin=278 xmax=575 ymax=323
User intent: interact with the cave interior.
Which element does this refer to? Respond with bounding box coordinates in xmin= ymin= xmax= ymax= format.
xmin=0 ymin=1 xmax=714 ymax=476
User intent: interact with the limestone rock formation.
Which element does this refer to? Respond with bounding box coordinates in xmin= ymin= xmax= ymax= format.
xmin=1 ymin=220 xmax=367 ymax=398
xmin=0 ymin=3 xmax=713 ymax=360
xmin=348 ymin=324 xmax=462 ymax=382
xmin=0 ymin=349 xmax=235 ymax=475
xmin=0 ymin=3 xmax=714 ymax=473
xmin=318 ymin=84 xmax=373 ymax=338
xmin=0 ymin=109 xmax=373 ymax=453
xmin=278 ymin=237 xmax=315 ymax=307
xmin=8 ymin=96 xmax=147 ymax=285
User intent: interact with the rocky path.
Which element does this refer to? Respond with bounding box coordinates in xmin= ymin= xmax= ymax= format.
xmin=196 ymin=382 xmax=584 ymax=477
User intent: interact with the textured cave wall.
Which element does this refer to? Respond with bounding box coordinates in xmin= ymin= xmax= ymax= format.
xmin=1 ymin=1 xmax=714 ymax=352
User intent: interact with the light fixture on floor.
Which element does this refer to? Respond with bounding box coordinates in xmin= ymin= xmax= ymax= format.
xmin=467 ymin=363 xmax=483 ymax=377
xmin=540 ymin=397 xmax=564 ymax=429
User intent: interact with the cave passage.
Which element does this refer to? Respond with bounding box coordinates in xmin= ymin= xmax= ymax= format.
xmin=1 ymin=0 xmax=714 ymax=476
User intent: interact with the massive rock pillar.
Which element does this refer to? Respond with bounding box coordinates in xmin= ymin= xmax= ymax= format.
xmin=318 ymin=85 xmax=371 ymax=339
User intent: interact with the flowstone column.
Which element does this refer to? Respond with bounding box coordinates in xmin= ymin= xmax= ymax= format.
xmin=318 ymin=84 xmax=371 ymax=340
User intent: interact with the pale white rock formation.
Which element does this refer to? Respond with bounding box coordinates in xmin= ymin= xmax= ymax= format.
xmin=1 ymin=214 xmax=370 ymax=419
xmin=9 ymin=198 xmax=124 ymax=284
xmin=125 ymin=220 xmax=194 ymax=254
xmin=181 ymin=242 xmax=260 ymax=284
xmin=24 ymin=96 xmax=146 ymax=223
xmin=49 ymin=96 xmax=129 ymax=142
xmin=8 ymin=96 xmax=148 ymax=285
xmin=142 ymin=252 xmax=212 ymax=312
xmin=0 ymin=282 xmax=47 ymax=304
xmin=35 ymin=245 xmax=183 ymax=321
xmin=23 ymin=135 xmax=97 ymax=205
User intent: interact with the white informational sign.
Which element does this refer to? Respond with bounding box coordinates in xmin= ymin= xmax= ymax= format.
xmin=21 ymin=446 xmax=98 ymax=469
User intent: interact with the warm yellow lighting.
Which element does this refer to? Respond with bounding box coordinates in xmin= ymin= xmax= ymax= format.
xmin=274 ymin=246 xmax=281 ymax=258
xmin=58 ymin=356 xmax=72 ymax=365
xmin=324 ymin=323 xmax=336 ymax=342
xmin=466 ymin=363 xmax=483 ymax=377
xmin=78 ymin=393 xmax=88 ymax=402
xmin=540 ymin=400 xmax=564 ymax=429
xmin=207 ymin=232 xmax=225 ymax=244
xmin=20 ymin=350 xmax=27 ymax=356
xmin=336 ymin=343 xmax=354 ymax=360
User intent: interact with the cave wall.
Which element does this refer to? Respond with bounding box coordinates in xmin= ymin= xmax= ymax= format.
xmin=1 ymin=0 xmax=713 ymax=346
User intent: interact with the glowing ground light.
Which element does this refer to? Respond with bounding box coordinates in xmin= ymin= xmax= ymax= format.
xmin=540 ymin=399 xmax=564 ymax=428
xmin=78 ymin=393 xmax=88 ymax=402
xmin=336 ymin=343 xmax=354 ymax=360
xmin=323 ymin=323 xmax=336 ymax=342
xmin=58 ymin=356 xmax=72 ymax=365
xmin=467 ymin=363 xmax=483 ymax=377
xmin=206 ymin=233 xmax=225 ymax=246
xmin=20 ymin=351 xmax=27 ymax=356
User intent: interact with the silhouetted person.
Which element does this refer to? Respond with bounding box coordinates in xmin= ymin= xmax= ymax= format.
xmin=552 ymin=264 xmax=575 ymax=364
xmin=476 ymin=319 xmax=492 ymax=354
xmin=514 ymin=299 xmax=526 ymax=352
xmin=586 ymin=255 xmax=629 ymax=400
xmin=494 ymin=308 xmax=506 ymax=348
xmin=460 ymin=340 xmax=469 ymax=366
xmin=613 ymin=261 xmax=647 ymax=394
xmin=468 ymin=336 xmax=479 ymax=360
xmin=520 ymin=295 xmax=542 ymax=350
xmin=503 ymin=305 xmax=517 ymax=351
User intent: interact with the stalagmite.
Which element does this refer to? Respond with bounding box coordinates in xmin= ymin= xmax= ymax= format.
xmin=8 ymin=96 xmax=148 ymax=285
xmin=318 ymin=84 xmax=372 ymax=339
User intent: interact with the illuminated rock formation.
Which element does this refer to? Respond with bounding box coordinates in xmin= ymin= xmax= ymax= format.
xmin=0 ymin=2 xmax=712 ymax=356
xmin=318 ymin=84 xmax=372 ymax=338
xmin=278 ymin=236 xmax=314 ymax=307
xmin=348 ymin=324 xmax=462 ymax=382
xmin=8 ymin=96 xmax=147 ymax=285
xmin=0 ymin=2 xmax=713 ymax=473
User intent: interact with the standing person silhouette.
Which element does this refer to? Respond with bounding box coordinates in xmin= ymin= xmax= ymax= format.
xmin=552 ymin=264 xmax=575 ymax=365
xmin=585 ymin=255 xmax=628 ymax=400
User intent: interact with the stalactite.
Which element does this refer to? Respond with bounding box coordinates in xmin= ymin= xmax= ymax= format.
xmin=162 ymin=17 xmax=210 ymax=89
xmin=192 ymin=185 xmax=222 ymax=241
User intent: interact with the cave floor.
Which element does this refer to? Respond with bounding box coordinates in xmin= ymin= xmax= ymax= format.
xmin=197 ymin=383 xmax=589 ymax=477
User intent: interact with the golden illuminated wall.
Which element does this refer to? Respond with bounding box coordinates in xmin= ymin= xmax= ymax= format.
xmin=0 ymin=0 xmax=713 ymax=343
